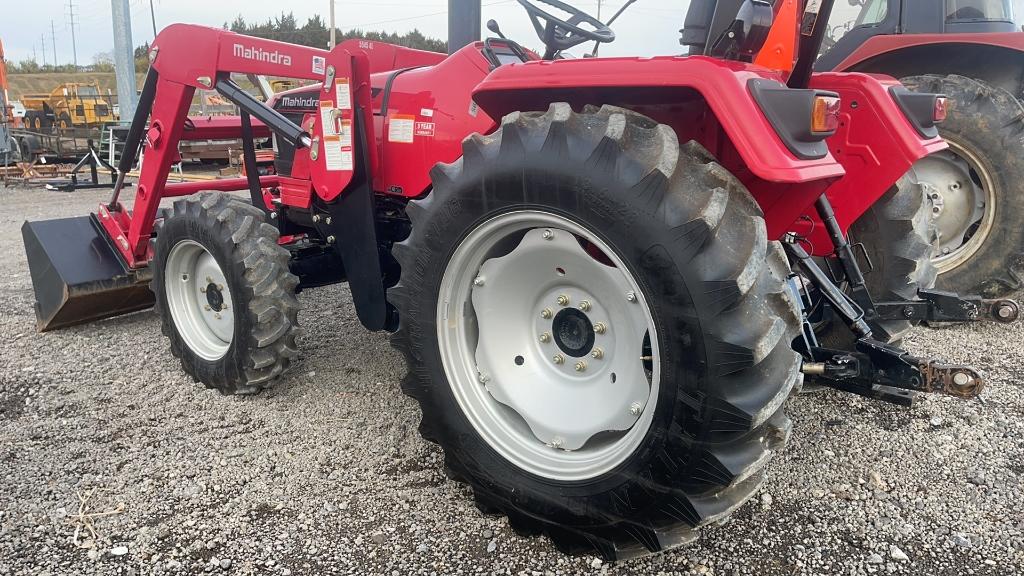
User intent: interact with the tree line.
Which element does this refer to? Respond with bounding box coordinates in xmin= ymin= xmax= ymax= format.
xmin=7 ymin=13 xmax=445 ymax=74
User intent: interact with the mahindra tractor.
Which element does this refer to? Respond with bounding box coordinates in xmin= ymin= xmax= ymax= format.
xmin=20 ymin=0 xmax=1021 ymax=560
xmin=815 ymin=0 xmax=1024 ymax=299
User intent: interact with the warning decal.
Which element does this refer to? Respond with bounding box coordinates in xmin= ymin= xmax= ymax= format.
xmin=319 ymin=101 xmax=338 ymax=136
xmin=335 ymin=78 xmax=352 ymax=110
xmin=389 ymin=115 xmax=416 ymax=143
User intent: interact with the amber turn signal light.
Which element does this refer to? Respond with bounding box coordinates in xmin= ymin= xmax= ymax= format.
xmin=812 ymin=96 xmax=841 ymax=134
xmin=934 ymin=97 xmax=948 ymax=123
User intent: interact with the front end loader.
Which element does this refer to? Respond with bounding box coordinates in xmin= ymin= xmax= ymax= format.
xmin=20 ymin=0 xmax=1020 ymax=560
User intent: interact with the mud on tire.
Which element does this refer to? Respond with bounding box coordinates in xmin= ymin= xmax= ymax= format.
xmin=153 ymin=192 xmax=301 ymax=395
xmin=389 ymin=103 xmax=803 ymax=560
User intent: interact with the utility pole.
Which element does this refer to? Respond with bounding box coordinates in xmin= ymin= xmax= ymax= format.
xmin=51 ymin=21 xmax=58 ymax=67
xmin=448 ymin=0 xmax=481 ymax=54
xmin=41 ymin=34 xmax=47 ymax=67
xmin=329 ymin=0 xmax=336 ymax=49
xmin=68 ymin=0 xmax=79 ymax=69
xmin=148 ymin=0 xmax=157 ymax=38
xmin=111 ymin=0 xmax=137 ymax=121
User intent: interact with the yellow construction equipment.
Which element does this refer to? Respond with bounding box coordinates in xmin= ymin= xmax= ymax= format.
xmin=22 ymin=83 xmax=118 ymax=131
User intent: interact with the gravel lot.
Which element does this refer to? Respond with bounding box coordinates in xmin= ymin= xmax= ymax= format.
xmin=1 ymin=184 xmax=1022 ymax=576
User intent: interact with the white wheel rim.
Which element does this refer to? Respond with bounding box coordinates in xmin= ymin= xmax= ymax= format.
xmin=914 ymin=141 xmax=997 ymax=274
xmin=164 ymin=240 xmax=234 ymax=361
xmin=436 ymin=211 xmax=660 ymax=481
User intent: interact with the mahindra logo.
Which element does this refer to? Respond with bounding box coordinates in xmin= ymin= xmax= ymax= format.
xmin=233 ymin=43 xmax=293 ymax=66
xmin=279 ymin=96 xmax=318 ymax=109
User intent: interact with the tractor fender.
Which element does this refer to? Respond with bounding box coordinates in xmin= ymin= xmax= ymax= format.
xmin=471 ymin=55 xmax=845 ymax=186
xmin=801 ymin=72 xmax=948 ymax=257
xmin=828 ymin=33 xmax=1024 ymax=98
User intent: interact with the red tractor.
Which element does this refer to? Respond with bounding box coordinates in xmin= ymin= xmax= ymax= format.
xmin=19 ymin=0 xmax=1019 ymax=559
xmin=817 ymin=0 xmax=1024 ymax=299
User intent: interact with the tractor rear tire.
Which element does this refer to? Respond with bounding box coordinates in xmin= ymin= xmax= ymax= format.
xmin=389 ymin=103 xmax=802 ymax=560
xmin=816 ymin=174 xmax=937 ymax=348
xmin=153 ymin=192 xmax=301 ymax=395
xmin=901 ymin=74 xmax=1024 ymax=298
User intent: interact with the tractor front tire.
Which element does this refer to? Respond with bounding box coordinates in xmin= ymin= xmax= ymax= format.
xmin=902 ymin=74 xmax=1024 ymax=298
xmin=390 ymin=104 xmax=802 ymax=560
xmin=153 ymin=192 xmax=301 ymax=395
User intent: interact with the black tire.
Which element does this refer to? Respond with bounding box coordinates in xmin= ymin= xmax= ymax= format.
xmin=152 ymin=192 xmax=301 ymax=395
xmin=57 ymin=112 xmax=72 ymax=131
xmin=389 ymin=104 xmax=802 ymax=560
xmin=816 ymin=174 xmax=937 ymax=348
xmin=902 ymin=74 xmax=1024 ymax=298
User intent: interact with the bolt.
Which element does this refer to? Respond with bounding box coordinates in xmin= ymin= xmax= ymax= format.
xmin=217 ymin=284 xmax=224 ymax=291
xmin=997 ymin=305 xmax=1014 ymax=320
xmin=312 ymin=214 xmax=321 ymax=223
xmin=541 ymin=308 xmax=553 ymax=319
xmin=950 ymin=182 xmax=962 ymax=191
xmin=626 ymin=291 xmax=637 ymax=302
xmin=270 ymin=212 xmax=278 ymax=220
xmin=594 ymin=322 xmax=607 ymax=334
xmin=552 ymin=354 xmax=565 ymax=365
xmin=931 ymin=193 xmax=940 ymax=200
xmin=539 ymin=332 xmax=551 ymax=343
xmin=591 ymin=347 xmax=604 ymax=360
xmin=473 ymin=276 xmax=485 ymax=287
xmin=214 ymin=313 xmax=222 ymax=320
xmin=953 ymin=372 xmax=972 ymax=387
xmin=903 ymin=305 xmax=914 ymax=319
xmin=548 ymin=437 xmax=564 ymax=449
xmin=204 ymin=305 xmax=211 ymax=311
xmin=478 ymin=373 xmax=491 ymax=384
xmin=557 ymin=294 xmax=570 ymax=306
xmin=942 ymin=247 xmax=951 ymax=255
xmin=206 ymin=276 xmax=214 ymax=284
xmin=200 ymin=286 xmax=207 ymax=293
xmin=325 ymin=217 xmax=332 ymax=225
xmin=629 ymin=402 xmax=643 ymax=416
xmin=574 ymin=361 xmax=587 ymax=372
xmin=578 ymin=300 xmax=592 ymax=312
xmin=327 ymin=235 xmax=336 ymax=245
xmin=933 ymin=207 xmax=941 ymax=214
xmin=542 ymin=229 xmax=554 ymax=240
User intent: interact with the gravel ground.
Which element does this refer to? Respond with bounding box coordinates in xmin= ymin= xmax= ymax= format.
xmin=1 ymin=184 xmax=1022 ymax=576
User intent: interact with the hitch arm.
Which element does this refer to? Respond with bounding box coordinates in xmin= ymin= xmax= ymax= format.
xmin=803 ymin=338 xmax=984 ymax=405
xmin=875 ymin=289 xmax=1020 ymax=324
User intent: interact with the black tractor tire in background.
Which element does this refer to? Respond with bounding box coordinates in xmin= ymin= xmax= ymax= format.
xmin=816 ymin=175 xmax=937 ymax=348
xmin=389 ymin=103 xmax=802 ymax=560
xmin=902 ymin=74 xmax=1024 ymax=298
xmin=152 ymin=192 xmax=302 ymax=395
xmin=57 ymin=112 xmax=72 ymax=131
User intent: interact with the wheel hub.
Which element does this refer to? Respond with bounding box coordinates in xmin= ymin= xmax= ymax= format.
xmin=205 ymin=283 xmax=225 ymax=311
xmin=471 ymin=227 xmax=651 ymax=452
xmin=436 ymin=211 xmax=660 ymax=480
xmin=164 ymin=240 xmax=234 ymax=361
xmin=552 ymin=307 xmax=595 ymax=358
xmin=912 ymin=144 xmax=995 ymax=272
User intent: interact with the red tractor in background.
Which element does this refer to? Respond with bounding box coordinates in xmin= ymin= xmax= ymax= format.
xmin=817 ymin=0 xmax=1024 ymax=299
xmin=19 ymin=0 xmax=1020 ymax=560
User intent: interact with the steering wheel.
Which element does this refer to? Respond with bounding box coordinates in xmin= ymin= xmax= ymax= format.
xmin=516 ymin=0 xmax=615 ymax=58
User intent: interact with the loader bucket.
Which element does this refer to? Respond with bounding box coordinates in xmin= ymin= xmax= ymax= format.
xmin=22 ymin=215 xmax=155 ymax=332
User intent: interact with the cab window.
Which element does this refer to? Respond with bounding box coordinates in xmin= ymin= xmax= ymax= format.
xmin=945 ymin=0 xmax=1014 ymax=21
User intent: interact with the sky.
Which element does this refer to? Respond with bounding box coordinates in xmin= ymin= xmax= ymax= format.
xmin=0 ymin=0 xmax=692 ymax=65
xmin=3 ymin=0 xmax=1024 ymax=66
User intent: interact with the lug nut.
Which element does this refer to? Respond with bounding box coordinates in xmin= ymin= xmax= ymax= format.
xmin=629 ymin=402 xmax=643 ymax=416
xmin=206 ymin=276 xmax=214 ymax=284
xmin=204 ymin=305 xmax=211 ymax=311
xmin=591 ymin=347 xmax=604 ymax=359
xmin=312 ymin=214 xmax=321 ymax=223
xmin=552 ymin=354 xmax=565 ymax=365
xmin=594 ymin=322 xmax=607 ymax=334
xmin=217 ymin=284 xmax=224 ymax=291
xmin=214 ymin=313 xmax=222 ymax=320
xmin=541 ymin=308 xmax=553 ymax=319
xmin=473 ymin=276 xmax=485 ymax=287
xmin=478 ymin=373 xmax=491 ymax=384
xmin=574 ymin=361 xmax=587 ymax=372
xmin=200 ymin=286 xmax=207 ymax=293
xmin=539 ymin=332 xmax=551 ymax=343
xmin=557 ymin=294 xmax=570 ymax=306
xmin=542 ymin=229 xmax=554 ymax=240
xmin=626 ymin=291 xmax=637 ymax=302
xmin=578 ymin=300 xmax=592 ymax=312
